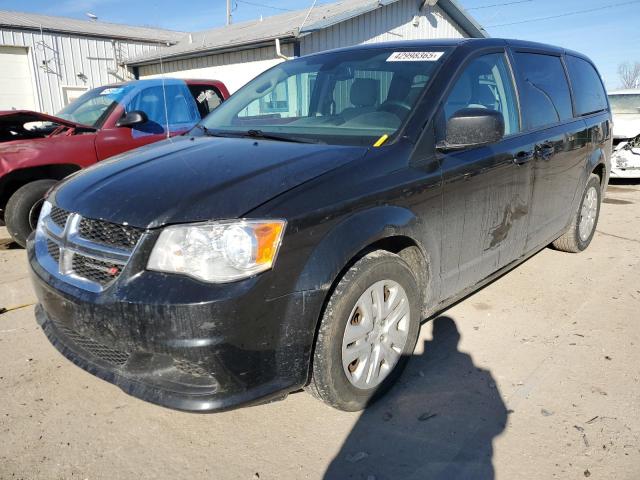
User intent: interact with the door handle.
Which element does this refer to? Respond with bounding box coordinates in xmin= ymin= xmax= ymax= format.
xmin=536 ymin=142 xmax=555 ymax=160
xmin=513 ymin=150 xmax=534 ymax=165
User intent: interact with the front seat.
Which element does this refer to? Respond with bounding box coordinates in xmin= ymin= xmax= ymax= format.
xmin=341 ymin=78 xmax=379 ymax=121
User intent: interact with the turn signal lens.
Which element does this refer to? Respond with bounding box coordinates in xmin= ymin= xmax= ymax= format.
xmin=254 ymin=222 xmax=286 ymax=266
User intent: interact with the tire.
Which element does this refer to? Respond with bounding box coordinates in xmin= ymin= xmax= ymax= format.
xmin=552 ymin=173 xmax=602 ymax=253
xmin=5 ymin=179 xmax=57 ymax=248
xmin=307 ymin=250 xmax=422 ymax=411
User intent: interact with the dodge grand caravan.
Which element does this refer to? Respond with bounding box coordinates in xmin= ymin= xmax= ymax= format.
xmin=28 ymin=39 xmax=611 ymax=412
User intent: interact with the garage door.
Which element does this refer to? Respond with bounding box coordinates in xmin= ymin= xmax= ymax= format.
xmin=0 ymin=46 xmax=36 ymax=110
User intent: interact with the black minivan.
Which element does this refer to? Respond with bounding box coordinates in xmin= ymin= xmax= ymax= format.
xmin=28 ymin=39 xmax=611 ymax=412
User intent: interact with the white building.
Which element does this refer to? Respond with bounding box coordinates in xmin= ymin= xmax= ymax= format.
xmin=0 ymin=0 xmax=486 ymax=114
xmin=0 ymin=10 xmax=183 ymax=113
xmin=128 ymin=0 xmax=487 ymax=94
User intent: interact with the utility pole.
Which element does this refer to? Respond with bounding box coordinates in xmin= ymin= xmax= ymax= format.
xmin=226 ymin=0 xmax=232 ymax=25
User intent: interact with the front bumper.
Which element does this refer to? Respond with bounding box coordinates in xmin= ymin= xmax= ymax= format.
xmin=28 ymin=238 xmax=325 ymax=413
xmin=611 ymin=144 xmax=640 ymax=178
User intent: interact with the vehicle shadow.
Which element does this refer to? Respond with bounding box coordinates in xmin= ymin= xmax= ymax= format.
xmin=0 ymin=237 xmax=20 ymax=250
xmin=609 ymin=178 xmax=640 ymax=186
xmin=324 ymin=316 xmax=507 ymax=480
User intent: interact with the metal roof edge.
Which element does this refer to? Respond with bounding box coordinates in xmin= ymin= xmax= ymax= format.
xmin=300 ymin=0 xmax=398 ymax=33
xmin=0 ymin=23 xmax=183 ymax=44
xmin=127 ymin=36 xmax=298 ymax=66
xmin=437 ymin=0 xmax=489 ymax=38
xmin=0 ymin=10 xmax=185 ymax=43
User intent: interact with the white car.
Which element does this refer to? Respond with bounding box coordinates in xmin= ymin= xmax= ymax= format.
xmin=609 ymin=89 xmax=640 ymax=178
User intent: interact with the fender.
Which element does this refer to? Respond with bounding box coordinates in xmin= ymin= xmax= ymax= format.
xmin=294 ymin=205 xmax=441 ymax=310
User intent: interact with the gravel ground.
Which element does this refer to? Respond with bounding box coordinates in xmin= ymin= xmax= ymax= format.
xmin=1 ymin=181 xmax=639 ymax=480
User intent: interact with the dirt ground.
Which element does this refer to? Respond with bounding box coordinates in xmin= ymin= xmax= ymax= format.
xmin=1 ymin=182 xmax=639 ymax=480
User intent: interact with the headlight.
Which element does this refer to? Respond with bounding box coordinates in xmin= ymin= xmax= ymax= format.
xmin=147 ymin=219 xmax=286 ymax=283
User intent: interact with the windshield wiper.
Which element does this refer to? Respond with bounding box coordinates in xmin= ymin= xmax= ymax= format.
xmin=242 ymin=129 xmax=323 ymax=144
xmin=194 ymin=124 xmax=218 ymax=136
xmin=194 ymin=126 xmax=323 ymax=144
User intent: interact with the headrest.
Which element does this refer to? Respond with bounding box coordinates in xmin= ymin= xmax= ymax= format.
xmin=141 ymin=94 xmax=160 ymax=104
xmin=350 ymin=78 xmax=379 ymax=107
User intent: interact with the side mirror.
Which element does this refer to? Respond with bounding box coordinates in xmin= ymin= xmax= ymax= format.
xmin=438 ymin=108 xmax=505 ymax=151
xmin=116 ymin=110 xmax=148 ymax=128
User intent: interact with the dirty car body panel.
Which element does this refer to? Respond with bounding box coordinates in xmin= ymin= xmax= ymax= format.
xmin=28 ymin=39 xmax=612 ymax=412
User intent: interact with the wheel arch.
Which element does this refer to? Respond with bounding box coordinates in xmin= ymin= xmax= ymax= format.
xmin=295 ymin=205 xmax=438 ymax=304
xmin=0 ymin=164 xmax=81 ymax=216
xmin=297 ymin=205 xmax=439 ymax=386
xmin=592 ymin=162 xmax=607 ymax=189
xmin=586 ymin=147 xmax=609 ymax=191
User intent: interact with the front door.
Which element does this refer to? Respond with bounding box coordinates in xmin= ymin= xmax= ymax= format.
xmin=95 ymin=83 xmax=201 ymax=161
xmin=438 ymin=51 xmax=534 ymax=299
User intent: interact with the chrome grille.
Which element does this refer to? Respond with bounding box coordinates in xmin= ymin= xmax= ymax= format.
xmin=78 ymin=218 xmax=144 ymax=250
xmin=46 ymin=239 xmax=60 ymax=262
xmin=34 ymin=202 xmax=144 ymax=292
xmin=50 ymin=206 xmax=70 ymax=229
xmin=72 ymin=255 xmax=122 ymax=287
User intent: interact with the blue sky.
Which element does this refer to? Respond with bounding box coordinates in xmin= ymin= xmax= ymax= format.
xmin=1 ymin=0 xmax=638 ymax=89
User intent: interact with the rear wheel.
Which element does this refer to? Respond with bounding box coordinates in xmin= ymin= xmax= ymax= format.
xmin=5 ymin=179 xmax=57 ymax=248
xmin=552 ymin=173 xmax=602 ymax=253
xmin=308 ymin=251 xmax=421 ymax=411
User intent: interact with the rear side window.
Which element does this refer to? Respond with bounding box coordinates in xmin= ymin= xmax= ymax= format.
xmin=513 ymin=53 xmax=573 ymax=130
xmin=566 ymin=56 xmax=608 ymax=116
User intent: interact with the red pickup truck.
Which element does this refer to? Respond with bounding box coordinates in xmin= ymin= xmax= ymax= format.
xmin=0 ymin=78 xmax=229 ymax=246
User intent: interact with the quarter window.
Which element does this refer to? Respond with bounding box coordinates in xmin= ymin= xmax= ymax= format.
xmin=443 ymin=52 xmax=520 ymax=136
xmin=513 ymin=53 xmax=573 ymax=130
xmin=566 ymin=55 xmax=608 ymax=116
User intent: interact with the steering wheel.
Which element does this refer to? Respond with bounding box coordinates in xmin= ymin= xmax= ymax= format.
xmin=379 ymin=100 xmax=413 ymax=118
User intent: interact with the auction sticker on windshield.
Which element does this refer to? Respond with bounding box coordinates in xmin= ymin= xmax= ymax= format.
xmin=99 ymin=88 xmax=125 ymax=96
xmin=387 ymin=51 xmax=444 ymax=62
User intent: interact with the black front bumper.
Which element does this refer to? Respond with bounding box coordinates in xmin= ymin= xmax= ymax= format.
xmin=29 ymin=242 xmax=325 ymax=413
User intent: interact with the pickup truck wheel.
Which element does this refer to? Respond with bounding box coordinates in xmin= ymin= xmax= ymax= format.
xmin=308 ymin=251 xmax=421 ymax=411
xmin=5 ymin=179 xmax=57 ymax=248
xmin=552 ymin=173 xmax=601 ymax=253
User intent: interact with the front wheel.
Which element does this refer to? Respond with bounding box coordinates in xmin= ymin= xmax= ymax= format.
xmin=552 ymin=173 xmax=602 ymax=253
xmin=4 ymin=179 xmax=57 ymax=248
xmin=307 ymin=251 xmax=421 ymax=411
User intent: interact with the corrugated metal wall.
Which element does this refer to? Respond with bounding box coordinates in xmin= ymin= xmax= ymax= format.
xmin=300 ymin=1 xmax=466 ymax=55
xmin=138 ymin=0 xmax=465 ymax=93
xmin=0 ymin=28 xmax=163 ymax=113
xmin=138 ymin=44 xmax=296 ymax=94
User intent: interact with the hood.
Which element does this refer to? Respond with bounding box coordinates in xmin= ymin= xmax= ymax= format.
xmin=0 ymin=110 xmax=95 ymax=142
xmin=612 ymin=113 xmax=640 ymax=139
xmin=51 ymin=135 xmax=369 ymax=228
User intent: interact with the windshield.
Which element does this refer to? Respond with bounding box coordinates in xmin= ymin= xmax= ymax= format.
xmin=56 ymin=85 xmax=135 ymax=127
xmin=200 ymin=48 xmax=449 ymax=146
xmin=608 ymin=93 xmax=640 ymax=114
